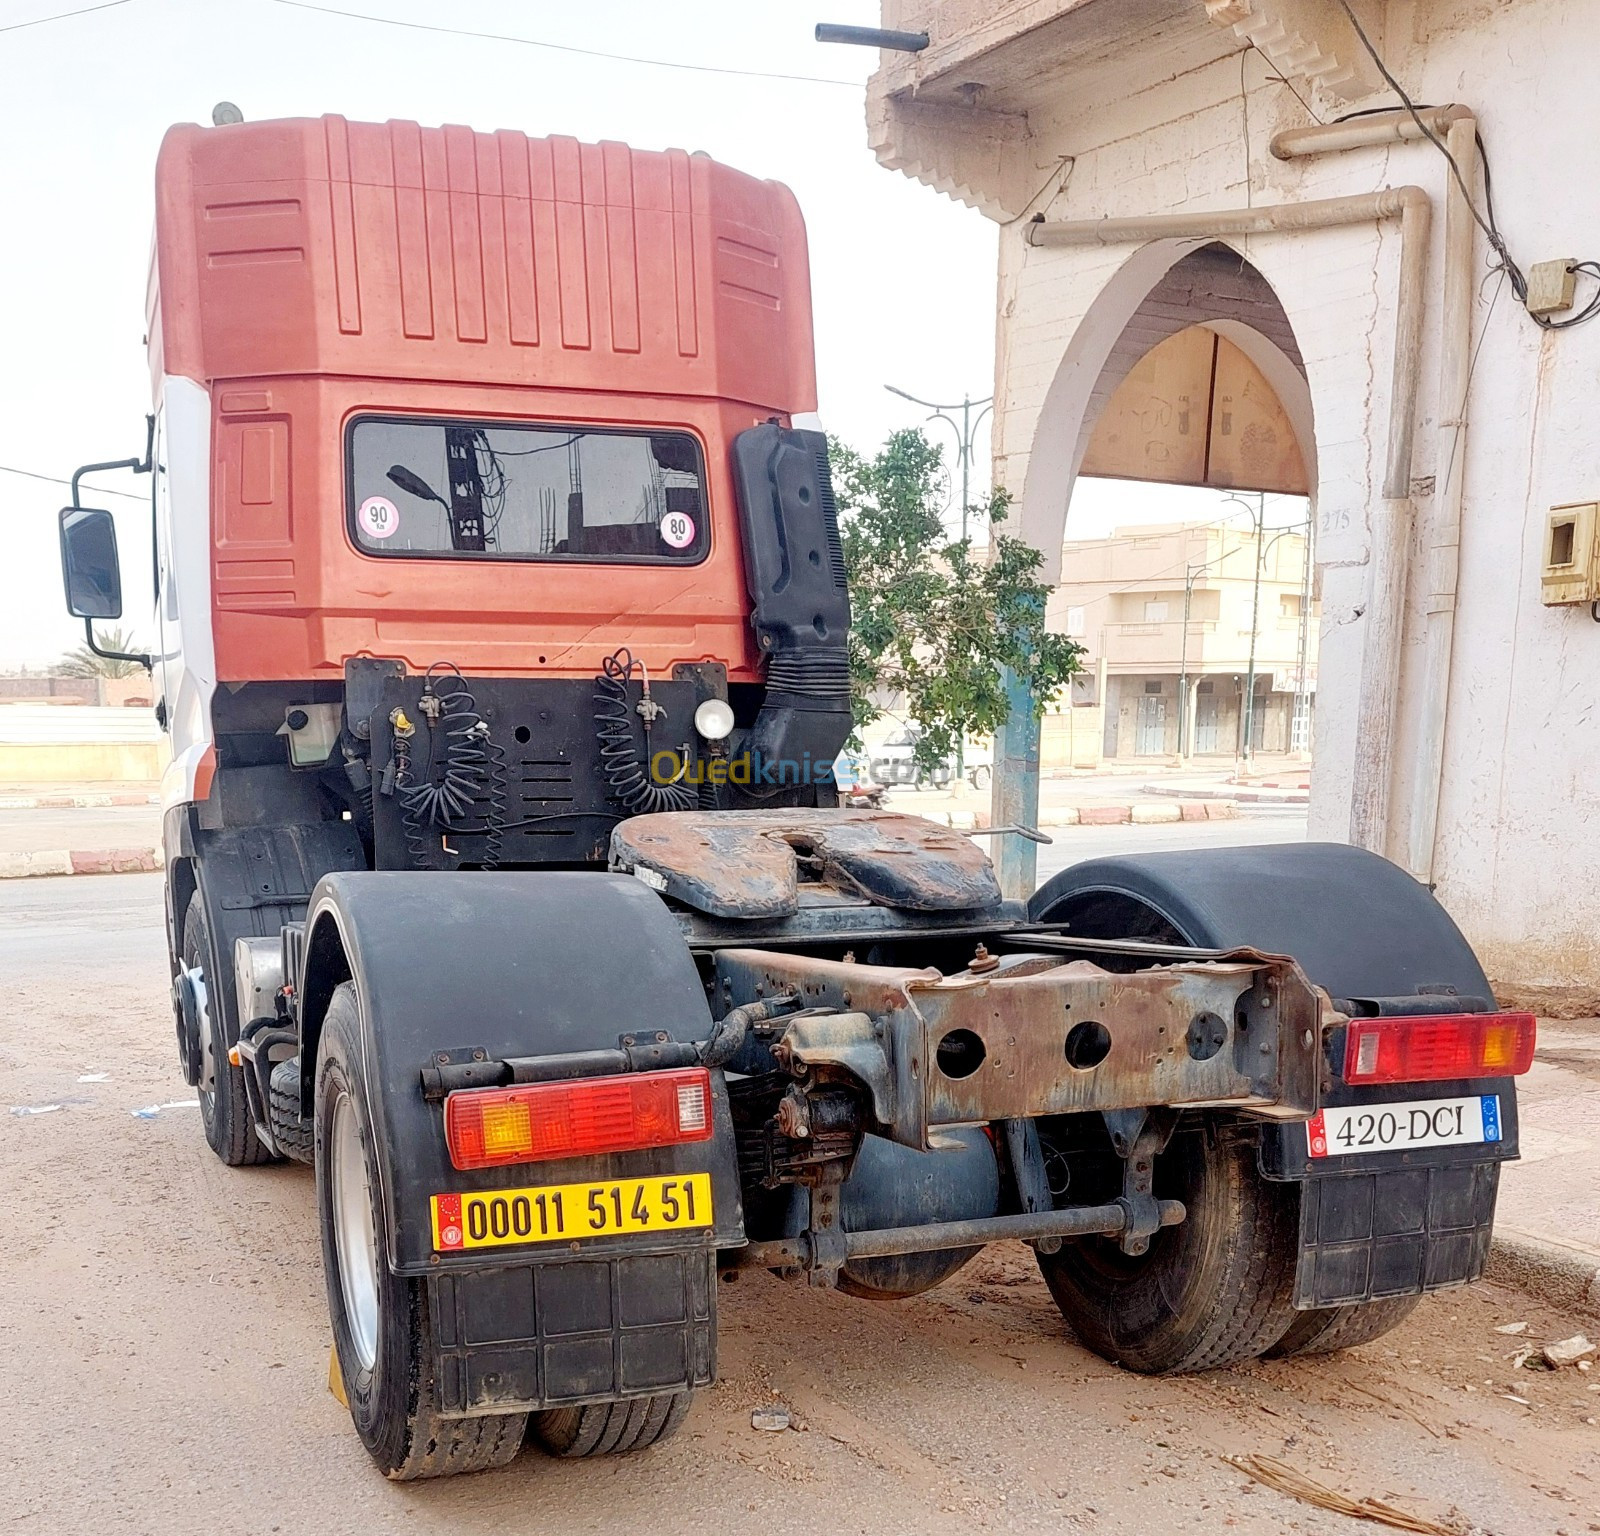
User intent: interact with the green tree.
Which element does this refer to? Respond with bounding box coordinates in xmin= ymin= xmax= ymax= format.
xmin=832 ymin=428 xmax=1082 ymax=772
xmin=57 ymin=627 xmax=146 ymax=680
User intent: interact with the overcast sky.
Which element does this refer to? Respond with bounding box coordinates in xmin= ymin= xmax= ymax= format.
xmin=0 ymin=0 xmax=1296 ymax=668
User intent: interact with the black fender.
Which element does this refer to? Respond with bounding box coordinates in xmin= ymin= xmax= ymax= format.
xmin=1030 ymin=842 xmax=1512 ymax=1308
xmin=297 ymin=870 xmax=744 ymax=1275
xmin=1029 ymin=841 xmax=1490 ymax=1004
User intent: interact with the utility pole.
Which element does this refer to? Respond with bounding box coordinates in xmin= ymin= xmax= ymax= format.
xmin=884 ymin=384 xmax=994 ymax=540
xmin=1178 ymin=528 xmax=1243 ymax=759
xmin=1224 ymin=492 xmax=1267 ymax=764
xmin=1292 ymin=515 xmax=1314 ymax=754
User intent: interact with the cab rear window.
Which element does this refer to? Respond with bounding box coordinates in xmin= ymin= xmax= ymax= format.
xmin=346 ymin=417 xmax=709 ymax=563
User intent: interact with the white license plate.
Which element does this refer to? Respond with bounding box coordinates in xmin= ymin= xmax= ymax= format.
xmin=1307 ymin=1095 xmax=1503 ymax=1159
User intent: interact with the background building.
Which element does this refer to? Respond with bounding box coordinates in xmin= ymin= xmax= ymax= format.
xmin=1050 ymin=516 xmax=1315 ymax=761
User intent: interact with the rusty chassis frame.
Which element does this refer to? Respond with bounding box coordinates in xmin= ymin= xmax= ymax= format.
xmin=712 ymin=938 xmax=1328 ymax=1154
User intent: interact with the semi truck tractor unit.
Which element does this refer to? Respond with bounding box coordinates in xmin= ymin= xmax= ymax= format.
xmin=58 ymin=114 xmax=1536 ymax=1480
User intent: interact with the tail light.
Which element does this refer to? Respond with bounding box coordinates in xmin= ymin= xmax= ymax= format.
xmin=1343 ymin=1012 xmax=1536 ymax=1085
xmin=444 ymin=1067 xmax=713 ymax=1171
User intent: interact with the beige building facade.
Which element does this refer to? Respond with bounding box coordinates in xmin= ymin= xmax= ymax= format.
xmin=865 ymin=0 xmax=1600 ymax=984
xmin=1052 ymin=517 xmax=1315 ymax=761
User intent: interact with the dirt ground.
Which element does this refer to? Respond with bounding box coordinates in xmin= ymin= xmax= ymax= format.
xmin=3 ymin=873 xmax=1597 ymax=1536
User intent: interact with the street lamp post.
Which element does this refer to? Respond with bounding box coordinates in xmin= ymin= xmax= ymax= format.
xmin=884 ymin=384 xmax=994 ymax=540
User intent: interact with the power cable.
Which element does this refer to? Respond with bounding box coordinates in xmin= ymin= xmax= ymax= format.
xmin=0 ymin=463 xmax=146 ymax=500
xmin=1 ymin=0 xmax=130 ymax=34
xmin=267 ymin=1 xmax=860 ymax=88
xmin=1333 ymin=0 xmax=1600 ymax=330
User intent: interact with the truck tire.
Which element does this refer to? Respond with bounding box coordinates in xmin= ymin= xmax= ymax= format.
xmin=532 ymin=1391 xmax=693 ymax=1458
xmin=1266 ymin=1295 xmax=1421 ymax=1358
xmin=316 ymin=981 xmax=526 ymax=1479
xmin=183 ymin=893 xmax=274 ymax=1167
xmin=1035 ymin=1122 xmax=1299 ymax=1373
xmin=268 ymin=1059 xmax=314 ymax=1164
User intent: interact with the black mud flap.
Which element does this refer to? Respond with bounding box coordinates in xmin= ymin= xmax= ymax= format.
xmin=430 ymin=1249 xmax=716 ymax=1415
xmin=298 ymin=870 xmax=743 ymax=1413
xmin=1290 ymin=1160 xmax=1499 ymax=1307
xmin=1262 ymin=1076 xmax=1519 ymax=1307
xmin=1028 ymin=844 xmax=1517 ymax=1313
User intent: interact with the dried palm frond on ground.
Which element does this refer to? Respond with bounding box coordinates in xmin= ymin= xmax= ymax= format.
xmin=1222 ymin=1453 xmax=1464 ymax=1535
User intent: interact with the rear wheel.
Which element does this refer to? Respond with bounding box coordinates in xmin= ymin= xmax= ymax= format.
xmin=182 ymin=893 xmax=274 ymax=1167
xmin=1266 ymin=1295 xmax=1421 ymax=1358
xmin=531 ymin=1392 xmax=693 ymax=1458
xmin=317 ymin=981 xmax=526 ymax=1479
xmin=1036 ymin=1122 xmax=1298 ymax=1374
xmin=268 ymin=1058 xmax=314 ymax=1164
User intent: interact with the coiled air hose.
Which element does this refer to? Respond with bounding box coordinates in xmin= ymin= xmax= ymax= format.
xmin=593 ymin=648 xmax=696 ymax=814
xmin=393 ymin=663 xmax=509 ymax=867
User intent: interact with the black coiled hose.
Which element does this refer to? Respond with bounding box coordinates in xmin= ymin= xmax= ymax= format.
xmin=395 ymin=664 xmax=509 ymax=867
xmin=593 ymin=648 xmax=695 ymax=815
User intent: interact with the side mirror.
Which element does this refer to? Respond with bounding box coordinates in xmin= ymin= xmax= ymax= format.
xmin=59 ymin=507 xmax=123 ymax=620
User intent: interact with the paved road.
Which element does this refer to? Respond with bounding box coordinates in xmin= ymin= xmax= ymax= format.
xmin=0 ymin=800 xmax=1304 ymax=864
xmin=2 ymin=868 xmax=1595 ymax=1534
xmin=0 ymin=803 xmax=160 ymax=854
xmin=1034 ymin=808 xmax=1306 ymax=882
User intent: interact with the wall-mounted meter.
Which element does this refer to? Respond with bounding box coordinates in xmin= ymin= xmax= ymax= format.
xmin=1540 ymin=502 xmax=1600 ymax=606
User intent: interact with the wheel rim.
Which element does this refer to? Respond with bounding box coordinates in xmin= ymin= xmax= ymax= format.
xmin=330 ymin=1090 xmax=380 ymax=1372
xmin=181 ymin=962 xmax=218 ymax=1120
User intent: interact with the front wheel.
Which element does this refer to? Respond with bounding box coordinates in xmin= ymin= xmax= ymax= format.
xmin=1037 ymin=1122 xmax=1298 ymax=1374
xmin=317 ymin=981 xmax=526 ymax=1479
xmin=182 ymin=893 xmax=274 ymax=1167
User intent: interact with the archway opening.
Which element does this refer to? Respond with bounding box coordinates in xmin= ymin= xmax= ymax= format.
xmin=1028 ymin=245 xmax=1317 ymax=776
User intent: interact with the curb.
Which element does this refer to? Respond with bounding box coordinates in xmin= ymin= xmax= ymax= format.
xmin=916 ymin=801 xmax=1241 ymax=831
xmin=1141 ymin=783 xmax=1309 ymax=806
xmin=0 ymin=847 xmax=161 ymax=879
xmin=0 ymin=793 xmax=160 ymax=810
xmin=1487 ymin=1228 xmax=1600 ymax=1317
xmin=1039 ymin=800 xmax=1239 ymax=828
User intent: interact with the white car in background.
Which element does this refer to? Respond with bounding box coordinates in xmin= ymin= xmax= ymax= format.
xmin=866 ymin=726 xmax=993 ymax=791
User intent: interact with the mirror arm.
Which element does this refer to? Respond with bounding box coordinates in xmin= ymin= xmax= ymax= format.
xmin=82 ymin=615 xmax=153 ymax=672
xmin=69 ymin=419 xmax=154 ymax=510
xmin=69 ymin=417 xmax=157 ymax=671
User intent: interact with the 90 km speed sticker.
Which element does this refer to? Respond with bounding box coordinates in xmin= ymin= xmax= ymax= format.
xmin=358 ymin=495 xmax=399 ymax=540
xmin=1307 ymin=1094 xmax=1501 ymax=1158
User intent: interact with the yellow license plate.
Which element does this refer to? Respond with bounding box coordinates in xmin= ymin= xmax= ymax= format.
xmin=431 ymin=1172 xmax=713 ymax=1252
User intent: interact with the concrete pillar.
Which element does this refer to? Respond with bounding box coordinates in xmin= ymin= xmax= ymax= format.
xmin=993 ymin=662 xmax=1041 ymax=900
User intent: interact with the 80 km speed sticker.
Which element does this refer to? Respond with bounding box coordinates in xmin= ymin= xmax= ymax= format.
xmin=658 ymin=510 xmax=696 ymax=550
xmin=358 ymin=495 xmax=400 ymax=540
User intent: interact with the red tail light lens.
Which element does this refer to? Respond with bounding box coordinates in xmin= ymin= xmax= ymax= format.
xmin=1343 ymin=1012 xmax=1536 ymax=1085
xmin=443 ymin=1068 xmax=713 ymax=1171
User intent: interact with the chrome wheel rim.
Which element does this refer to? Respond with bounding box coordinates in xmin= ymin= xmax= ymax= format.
xmin=330 ymin=1090 xmax=380 ymax=1371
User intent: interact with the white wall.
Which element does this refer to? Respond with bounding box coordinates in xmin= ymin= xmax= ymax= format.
xmin=980 ymin=0 xmax=1600 ymax=983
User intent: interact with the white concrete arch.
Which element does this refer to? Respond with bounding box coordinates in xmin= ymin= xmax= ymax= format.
xmin=1017 ymin=239 xmax=1316 ymax=582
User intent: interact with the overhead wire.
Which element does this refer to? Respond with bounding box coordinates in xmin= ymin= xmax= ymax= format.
xmin=1332 ymin=0 xmax=1600 ymax=330
xmin=1 ymin=0 xmax=129 ymax=34
xmin=1 ymin=463 xmax=146 ymax=500
xmin=266 ymin=0 xmax=861 ymax=88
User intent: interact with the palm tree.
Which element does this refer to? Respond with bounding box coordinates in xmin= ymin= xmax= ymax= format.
xmin=57 ymin=627 xmax=146 ymax=680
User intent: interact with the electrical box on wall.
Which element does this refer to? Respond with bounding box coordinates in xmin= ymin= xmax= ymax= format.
xmin=1540 ymin=502 xmax=1600 ymax=605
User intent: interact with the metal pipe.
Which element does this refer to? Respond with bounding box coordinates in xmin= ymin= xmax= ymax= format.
xmin=734 ymin=1199 xmax=1187 ymax=1269
xmin=1025 ymin=187 xmax=1429 ymax=500
xmin=1269 ymin=105 xmax=1472 ymax=161
xmin=1406 ymin=116 xmax=1480 ymax=882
